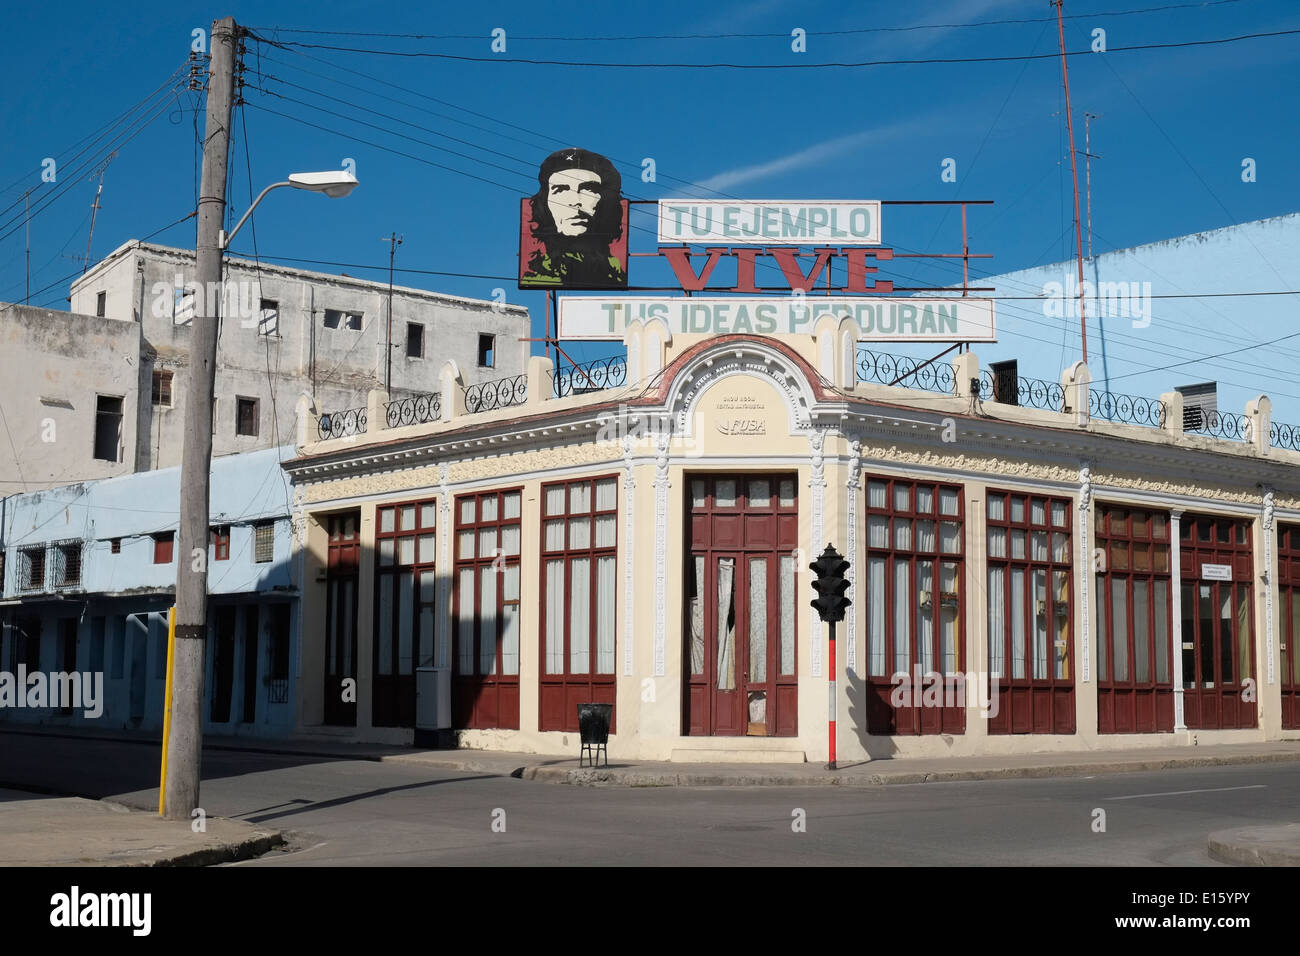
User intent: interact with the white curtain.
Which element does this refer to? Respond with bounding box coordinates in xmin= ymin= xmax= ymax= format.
xmin=1032 ymin=569 xmax=1047 ymax=679
xmin=570 ymin=482 xmax=591 ymax=513
xmin=893 ymin=560 xmax=910 ymax=676
xmin=940 ymin=561 xmax=958 ymax=673
xmin=544 ymin=519 xmax=566 ymax=551
xmin=1011 ymin=568 xmax=1026 ymax=679
xmin=595 ymin=478 xmax=617 ymax=511
xmin=988 ymin=567 xmax=1005 ymax=678
xmin=545 ymin=559 xmax=564 ymax=674
xmin=501 ymin=603 xmax=519 ymax=675
xmin=1134 ymin=579 xmax=1150 ymax=682
xmin=690 ymin=556 xmax=705 ymax=675
xmin=1154 ymin=579 xmax=1170 ymax=683
xmin=503 ymin=491 xmax=521 ymax=520
xmin=397 ymin=570 xmax=413 ymax=675
xmin=868 ymin=556 xmax=886 ymax=676
xmin=595 ymin=515 xmax=616 ymax=548
xmin=717 ymin=558 xmax=736 ymax=690
xmin=779 ymin=554 xmax=795 ymax=676
xmin=868 ymin=480 xmax=887 ymax=509
xmin=501 ymin=525 xmax=521 ymax=556
xmin=917 ymin=561 xmax=934 ymax=672
xmin=596 ymin=556 xmax=616 ymax=673
xmin=545 ymin=484 xmax=566 ymax=516
xmin=749 ymin=557 xmax=767 ymax=683
xmin=916 ymin=520 xmax=936 ymax=552
xmin=458 ymin=567 xmax=475 ymax=673
xmin=570 ymin=557 xmax=590 ymax=674
xmin=1111 ymin=577 xmax=1129 ymax=682
xmin=479 ymin=567 xmax=497 ymax=675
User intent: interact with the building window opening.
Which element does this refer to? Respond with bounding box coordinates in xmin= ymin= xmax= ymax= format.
xmin=94 ymin=395 xmax=123 ymax=462
xmin=478 ymin=333 xmax=495 ymax=368
xmin=406 ymin=322 xmax=424 ymax=359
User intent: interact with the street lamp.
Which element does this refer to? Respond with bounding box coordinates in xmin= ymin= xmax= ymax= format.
xmin=218 ymin=170 xmax=359 ymax=249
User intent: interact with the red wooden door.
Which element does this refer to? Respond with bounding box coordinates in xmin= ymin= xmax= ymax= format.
xmin=323 ymin=512 xmax=360 ymax=726
xmin=1279 ymin=525 xmax=1300 ymax=730
xmin=685 ymin=475 xmax=798 ymax=737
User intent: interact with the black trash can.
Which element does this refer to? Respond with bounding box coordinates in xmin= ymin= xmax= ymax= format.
xmin=577 ymin=703 xmax=612 ymax=767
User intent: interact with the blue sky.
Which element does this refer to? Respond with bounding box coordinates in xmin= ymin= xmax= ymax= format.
xmin=2 ymin=0 xmax=1298 ymax=394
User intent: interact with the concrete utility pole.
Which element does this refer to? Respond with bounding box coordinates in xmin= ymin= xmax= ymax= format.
xmin=165 ymin=15 xmax=237 ymax=820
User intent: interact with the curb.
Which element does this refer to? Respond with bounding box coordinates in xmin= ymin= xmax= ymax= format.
xmin=1208 ymin=824 xmax=1300 ymax=867
xmin=150 ymin=830 xmax=285 ymax=867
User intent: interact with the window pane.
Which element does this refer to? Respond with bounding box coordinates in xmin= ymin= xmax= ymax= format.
xmin=917 ymin=560 xmax=934 ymax=672
xmin=480 ymin=496 xmax=498 ymax=522
xmin=1011 ymin=568 xmax=1026 ymax=679
xmin=715 ymin=479 xmax=736 ymax=507
xmin=1154 ymin=544 xmax=1169 ymax=573
xmin=419 ymin=585 xmax=436 ymax=669
xmin=1111 ymin=578 xmax=1129 ymax=683
xmin=1052 ymin=532 xmax=1070 ymax=563
xmin=1134 ymin=579 xmax=1151 ymax=682
xmin=893 ymin=561 xmax=910 ymax=675
xmin=379 ymin=538 xmax=395 ymax=567
xmin=1097 ymin=575 xmax=1108 ymax=681
xmin=893 ymin=484 xmax=910 ymax=512
xmin=717 ymin=557 xmax=736 ymax=689
xmin=915 ymin=520 xmax=936 ymax=552
xmin=479 ymin=567 xmax=497 ymax=676
xmin=778 ymin=479 xmax=795 ymax=507
xmin=545 ymin=485 xmax=566 ymax=516
xmin=1051 ymin=501 xmax=1067 ymax=527
xmin=545 ymin=560 xmax=565 ymax=674
xmin=868 ymin=556 xmax=886 ymax=676
xmin=501 ymin=525 xmax=521 ymax=557
xmin=1031 ymin=498 xmax=1045 ymax=526
xmin=691 ymin=480 xmax=706 ymax=508
xmin=1032 ymin=569 xmax=1048 ymax=679
xmin=478 ymin=528 xmax=496 ymax=558
xmin=457 ymin=531 xmax=474 ymax=560
xmin=595 ymin=479 xmax=617 ymax=512
xmin=1010 ymin=497 xmax=1025 ymax=523
xmin=1132 ymin=512 xmax=1149 ymax=537
xmin=420 ymin=502 xmax=437 ymax=528
xmin=1236 ymin=583 xmax=1251 ymax=683
xmin=868 ymin=480 xmax=887 ymax=509
xmin=894 ymin=519 xmax=912 ymax=551
xmin=916 ymin=486 xmax=934 ymax=514
xmin=987 ymin=495 xmax=1005 ymax=521
xmin=399 ymin=505 xmax=415 ymax=531
xmin=458 ymin=568 xmax=475 ymax=674
xmin=503 ymin=564 xmax=520 ymax=602
xmin=1052 ymin=570 xmax=1070 ymax=680
xmin=1011 ymin=529 xmax=1026 ymax=560
xmin=1133 ymin=542 xmax=1151 ymax=572
xmin=379 ymin=508 xmax=395 ymax=533
xmin=780 ymin=554 xmax=795 ymax=676
xmin=569 ymin=517 xmax=590 ymax=550
xmin=940 ymin=562 xmax=959 ymax=673
xmin=988 ymin=566 xmax=1005 ymax=678
xmin=460 ymin=499 xmax=475 ymax=524
xmin=868 ymin=516 xmax=889 ymax=549
xmin=594 ymin=515 xmax=616 ymax=549
xmin=544 ymin=519 xmax=566 ymax=551
xmin=689 ymin=555 xmax=705 ymax=676
xmin=1111 ymin=540 xmax=1129 ymax=571
xmin=570 ymin=557 xmax=591 ymax=674
xmin=939 ymin=488 xmax=959 ymax=516
xmin=940 ymin=522 xmax=962 ymax=554
xmin=988 ymin=527 xmax=1007 ymax=559
xmin=596 ymin=556 xmax=616 ymax=674
xmin=1030 ymin=531 xmax=1048 ymax=561
xmin=749 ymin=557 xmax=768 ymax=683
xmin=378 ymin=575 xmax=393 ymax=676
xmin=1154 ymin=579 xmax=1170 ymax=684
xmin=503 ymin=492 xmax=521 ymax=520
xmin=398 ymin=570 xmax=413 ymax=675
xmin=501 ymin=604 xmax=519 ymax=676
xmin=570 ymin=482 xmax=591 ymax=513
xmin=749 ymin=478 xmax=770 ymax=507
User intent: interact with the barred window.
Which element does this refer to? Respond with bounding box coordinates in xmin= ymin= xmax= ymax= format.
xmin=254 ymin=522 xmax=275 ymax=563
xmin=53 ymin=542 xmax=82 ymax=588
xmin=19 ymin=547 xmax=45 ymax=591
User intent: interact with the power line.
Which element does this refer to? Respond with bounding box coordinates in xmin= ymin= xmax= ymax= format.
xmin=250 ymin=27 xmax=1300 ymax=70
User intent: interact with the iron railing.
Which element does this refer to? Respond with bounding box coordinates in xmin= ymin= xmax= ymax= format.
xmin=857 ymin=349 xmax=955 ymax=393
xmin=552 ymin=355 xmax=627 ymax=397
xmin=1089 ymin=389 xmax=1167 ymax=428
xmin=1270 ymin=420 xmax=1300 ymax=452
xmin=464 ymin=373 xmax=528 ymax=413
xmin=385 ymin=392 xmax=441 ymax=428
xmin=977 ymin=371 xmax=1066 ymax=411
xmin=1186 ymin=408 xmax=1246 ymax=442
xmin=317 ymin=406 xmax=367 ymax=440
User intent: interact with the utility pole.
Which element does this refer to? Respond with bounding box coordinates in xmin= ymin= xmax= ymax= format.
xmin=1084 ymin=112 xmax=1101 ymax=260
xmin=165 ymin=15 xmax=237 ymax=821
xmin=1052 ymin=0 xmax=1088 ymax=363
xmin=382 ymin=232 xmax=402 ymax=391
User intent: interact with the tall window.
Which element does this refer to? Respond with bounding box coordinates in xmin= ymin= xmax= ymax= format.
xmin=1279 ymin=524 xmax=1300 ymax=730
xmin=1179 ymin=514 xmax=1256 ymax=730
xmin=540 ymin=476 xmax=617 ymax=731
xmin=406 ymin=322 xmax=424 ymax=358
xmin=863 ymin=477 xmax=965 ymax=735
xmin=453 ymin=488 xmax=522 ymax=729
xmin=374 ymin=499 xmax=438 ymax=727
xmin=253 ymin=522 xmax=274 ymax=563
xmin=236 ymin=397 xmax=259 ymax=437
xmin=94 ymin=395 xmax=123 ymax=462
xmin=986 ymin=490 xmax=1075 ymax=734
xmin=153 ymin=532 xmax=174 ymax=565
xmin=19 ymin=547 xmax=46 ymax=591
xmin=258 ymin=299 xmax=279 ymax=336
xmin=478 ymin=333 xmax=495 ymax=367
xmin=1095 ymin=505 xmax=1173 ymax=733
xmin=323 ymin=512 xmax=360 ymax=726
xmin=211 ymin=526 xmax=231 ymax=562
xmin=152 ymin=370 xmax=173 ymax=407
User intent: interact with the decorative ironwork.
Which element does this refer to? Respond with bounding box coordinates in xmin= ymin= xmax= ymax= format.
xmin=1186 ymin=408 xmax=1246 ymax=441
xmin=856 ymin=349 xmax=955 ymax=393
xmin=385 ymin=392 xmax=442 ymax=428
xmin=464 ymin=374 xmax=528 ymax=413
xmin=1271 ymin=420 xmax=1300 ymax=451
xmin=552 ymin=355 xmax=627 ymax=397
xmin=317 ymin=406 xmax=367 ymax=440
xmin=976 ymin=369 xmax=1064 ymax=411
xmin=1089 ymin=389 xmax=1167 ymax=428
xmin=268 ymin=678 xmax=290 ymax=705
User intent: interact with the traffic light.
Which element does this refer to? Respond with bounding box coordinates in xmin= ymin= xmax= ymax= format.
xmin=809 ymin=544 xmax=851 ymax=623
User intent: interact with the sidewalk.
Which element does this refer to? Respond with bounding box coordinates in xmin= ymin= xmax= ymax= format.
xmin=0 ymin=789 xmax=282 ymax=867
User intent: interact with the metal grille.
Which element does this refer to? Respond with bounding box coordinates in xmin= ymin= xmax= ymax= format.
xmin=551 ymin=356 xmax=627 ymax=397
xmin=1271 ymin=420 xmax=1300 ymax=451
xmin=54 ymin=543 xmax=81 ymax=587
xmin=856 ymin=349 xmax=955 ymax=393
xmin=384 ymin=392 xmax=441 ymax=428
xmin=1089 ymin=389 xmax=1167 ymax=428
xmin=254 ymin=522 xmax=275 ymax=563
xmin=268 ymin=678 xmax=289 ymax=704
xmin=317 ymin=406 xmax=368 ymax=439
xmin=464 ymin=374 xmax=528 ymax=413
xmin=19 ymin=547 xmax=45 ymax=591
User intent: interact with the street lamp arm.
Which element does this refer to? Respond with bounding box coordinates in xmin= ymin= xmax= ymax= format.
xmin=219 ymin=180 xmax=291 ymax=250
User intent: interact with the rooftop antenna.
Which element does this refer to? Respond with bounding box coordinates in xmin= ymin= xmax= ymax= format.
xmin=83 ymin=152 xmax=117 ymax=274
xmin=382 ymin=232 xmax=403 ymax=391
xmin=1084 ymin=112 xmax=1101 ymax=260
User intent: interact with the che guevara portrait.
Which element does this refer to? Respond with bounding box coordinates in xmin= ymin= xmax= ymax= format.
xmin=518 ymin=147 xmax=629 ymax=290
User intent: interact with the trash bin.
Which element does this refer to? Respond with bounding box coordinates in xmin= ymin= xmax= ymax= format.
xmin=577 ymin=703 xmax=612 ymax=768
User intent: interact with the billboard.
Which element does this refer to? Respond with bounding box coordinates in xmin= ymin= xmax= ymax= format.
xmin=519 ymin=148 xmax=629 ymax=290
xmin=657 ymin=200 xmax=882 ymax=245
xmin=558 ymin=296 xmax=996 ymax=342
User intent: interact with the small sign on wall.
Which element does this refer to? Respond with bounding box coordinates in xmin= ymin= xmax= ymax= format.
xmin=1201 ymin=563 xmax=1232 ymax=581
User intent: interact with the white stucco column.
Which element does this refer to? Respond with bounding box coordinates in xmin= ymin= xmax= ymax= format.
xmin=845 ymin=439 xmax=862 ymax=676
xmin=622 ymin=432 xmax=637 ymax=677
xmin=1170 ymin=509 xmax=1186 ymax=731
xmin=652 ymin=429 xmax=670 ymax=678
xmin=1078 ymin=464 xmax=1092 ymax=684
xmin=808 ymin=427 xmax=827 ymax=678
xmin=1263 ymin=487 xmax=1276 ymax=687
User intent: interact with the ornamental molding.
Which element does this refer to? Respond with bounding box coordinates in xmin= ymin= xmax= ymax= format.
xmin=622 ymin=433 xmax=637 ymax=677
xmin=845 ymin=438 xmax=862 ymax=676
xmin=668 ymin=344 xmax=815 ymax=437
xmin=652 ymin=427 xmax=671 ymax=677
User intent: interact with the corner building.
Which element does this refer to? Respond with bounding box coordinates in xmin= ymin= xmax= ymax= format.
xmin=284 ymin=318 xmax=1300 ymax=761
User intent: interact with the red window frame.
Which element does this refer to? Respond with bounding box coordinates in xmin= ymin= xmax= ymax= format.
xmin=373 ymin=499 xmax=438 ymax=728
xmin=1178 ymin=514 xmax=1256 ymax=730
xmin=986 ymin=489 xmax=1075 ymax=734
xmin=211 ymin=526 xmax=231 ymax=562
xmin=153 ymin=532 xmax=174 ymax=565
xmin=862 ymin=475 xmax=966 ymax=735
xmin=539 ymin=475 xmax=619 ymax=732
xmin=452 ymin=487 xmax=522 ymax=730
xmin=1279 ymin=523 xmax=1300 ymax=730
xmin=1095 ymin=505 xmax=1174 ymax=733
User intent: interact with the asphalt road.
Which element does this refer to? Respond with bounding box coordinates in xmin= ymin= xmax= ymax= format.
xmin=3 ymin=730 xmax=1299 ymax=866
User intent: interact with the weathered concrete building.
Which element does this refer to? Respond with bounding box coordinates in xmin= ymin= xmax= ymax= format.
xmin=0 ymin=445 xmax=297 ymax=736
xmin=0 ymin=240 xmax=530 ymax=489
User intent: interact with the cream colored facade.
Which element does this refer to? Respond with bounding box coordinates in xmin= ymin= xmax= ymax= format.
xmin=284 ymin=316 xmax=1300 ymax=761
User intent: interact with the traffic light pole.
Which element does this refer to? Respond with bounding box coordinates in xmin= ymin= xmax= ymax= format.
xmin=826 ymin=620 xmax=837 ymax=771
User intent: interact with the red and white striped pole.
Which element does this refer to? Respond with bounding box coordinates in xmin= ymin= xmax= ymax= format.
xmin=826 ymin=620 xmax=837 ymax=770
